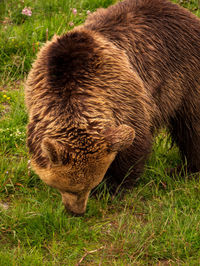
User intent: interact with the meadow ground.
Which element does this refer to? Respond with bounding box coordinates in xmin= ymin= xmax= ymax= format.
xmin=0 ymin=0 xmax=200 ymax=265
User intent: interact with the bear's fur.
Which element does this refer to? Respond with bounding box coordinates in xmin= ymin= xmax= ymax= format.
xmin=25 ymin=0 xmax=200 ymax=215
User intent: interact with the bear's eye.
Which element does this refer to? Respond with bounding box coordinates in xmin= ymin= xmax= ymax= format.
xmin=61 ymin=153 xmax=69 ymax=165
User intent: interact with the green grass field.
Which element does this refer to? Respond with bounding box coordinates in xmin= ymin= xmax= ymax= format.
xmin=0 ymin=0 xmax=200 ymax=265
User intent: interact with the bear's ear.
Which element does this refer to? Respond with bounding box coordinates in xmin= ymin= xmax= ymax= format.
xmin=104 ymin=124 xmax=135 ymax=152
xmin=41 ymin=138 xmax=61 ymax=165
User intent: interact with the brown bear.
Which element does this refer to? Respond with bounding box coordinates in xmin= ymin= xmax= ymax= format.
xmin=25 ymin=0 xmax=200 ymax=215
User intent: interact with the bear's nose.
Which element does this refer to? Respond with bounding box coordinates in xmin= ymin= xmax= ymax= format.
xmin=64 ymin=206 xmax=85 ymax=217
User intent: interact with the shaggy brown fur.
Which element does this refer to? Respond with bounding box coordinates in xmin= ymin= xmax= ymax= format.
xmin=25 ymin=0 xmax=200 ymax=214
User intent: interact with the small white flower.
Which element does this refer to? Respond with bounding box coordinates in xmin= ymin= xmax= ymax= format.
xmin=69 ymin=21 xmax=74 ymax=27
xmin=72 ymin=8 xmax=77 ymax=15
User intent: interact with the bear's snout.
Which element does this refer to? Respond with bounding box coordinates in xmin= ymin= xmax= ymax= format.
xmin=61 ymin=190 xmax=90 ymax=215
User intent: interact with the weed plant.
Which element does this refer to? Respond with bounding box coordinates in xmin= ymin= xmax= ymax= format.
xmin=0 ymin=0 xmax=200 ymax=265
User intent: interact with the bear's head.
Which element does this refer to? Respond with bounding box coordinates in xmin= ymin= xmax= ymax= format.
xmin=31 ymin=124 xmax=135 ymax=215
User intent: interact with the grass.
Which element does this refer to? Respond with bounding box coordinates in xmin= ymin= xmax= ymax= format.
xmin=0 ymin=0 xmax=200 ymax=265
